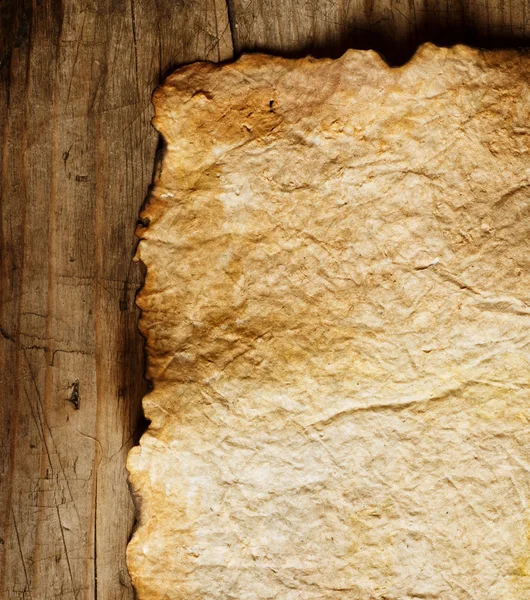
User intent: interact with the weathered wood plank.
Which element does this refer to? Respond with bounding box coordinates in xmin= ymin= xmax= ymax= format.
xmin=0 ymin=1 xmax=529 ymax=599
xmin=0 ymin=1 xmax=232 ymax=599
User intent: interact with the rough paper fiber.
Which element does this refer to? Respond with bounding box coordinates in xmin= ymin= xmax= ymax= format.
xmin=128 ymin=44 xmax=530 ymax=600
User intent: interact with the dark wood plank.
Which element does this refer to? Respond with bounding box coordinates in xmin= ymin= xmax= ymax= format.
xmin=0 ymin=1 xmax=528 ymax=599
xmin=227 ymin=0 xmax=530 ymax=63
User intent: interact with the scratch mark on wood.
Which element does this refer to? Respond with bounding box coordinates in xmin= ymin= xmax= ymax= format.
xmin=24 ymin=387 xmax=54 ymax=471
xmin=57 ymin=506 xmax=78 ymax=599
xmin=129 ymin=0 xmax=141 ymax=102
xmin=12 ymin=511 xmax=30 ymax=592
xmin=76 ymin=430 xmax=104 ymax=459
xmin=212 ymin=0 xmax=221 ymax=62
xmin=65 ymin=10 xmax=88 ymax=110
xmin=0 ymin=326 xmax=15 ymax=341
xmin=94 ymin=471 xmax=98 ymax=600
xmin=225 ymin=0 xmax=237 ymax=50
xmin=22 ymin=349 xmax=79 ymax=510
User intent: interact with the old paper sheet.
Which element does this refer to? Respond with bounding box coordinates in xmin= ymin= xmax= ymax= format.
xmin=128 ymin=44 xmax=530 ymax=599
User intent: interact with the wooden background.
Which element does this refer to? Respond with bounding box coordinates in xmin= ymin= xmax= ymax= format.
xmin=1 ymin=1 xmax=529 ymax=598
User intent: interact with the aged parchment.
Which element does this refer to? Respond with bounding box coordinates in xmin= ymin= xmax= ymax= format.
xmin=128 ymin=44 xmax=530 ymax=600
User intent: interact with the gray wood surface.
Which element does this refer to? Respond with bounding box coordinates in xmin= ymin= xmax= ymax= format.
xmin=1 ymin=1 xmax=529 ymax=598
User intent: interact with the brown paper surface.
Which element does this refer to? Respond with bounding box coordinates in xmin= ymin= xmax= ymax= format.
xmin=128 ymin=44 xmax=530 ymax=600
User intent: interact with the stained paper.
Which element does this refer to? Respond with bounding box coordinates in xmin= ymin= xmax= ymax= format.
xmin=128 ymin=45 xmax=530 ymax=599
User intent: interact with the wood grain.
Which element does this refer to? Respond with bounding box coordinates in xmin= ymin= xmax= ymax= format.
xmin=0 ymin=1 xmax=232 ymax=598
xmin=228 ymin=0 xmax=530 ymax=63
xmin=0 ymin=1 xmax=528 ymax=599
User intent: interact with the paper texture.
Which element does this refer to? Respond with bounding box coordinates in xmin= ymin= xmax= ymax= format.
xmin=128 ymin=44 xmax=530 ymax=599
